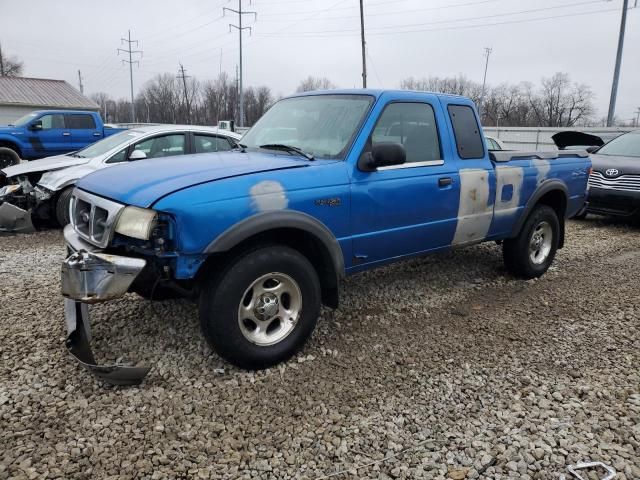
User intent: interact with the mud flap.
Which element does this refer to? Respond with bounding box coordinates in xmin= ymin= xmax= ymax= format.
xmin=0 ymin=202 xmax=35 ymax=233
xmin=64 ymin=299 xmax=151 ymax=386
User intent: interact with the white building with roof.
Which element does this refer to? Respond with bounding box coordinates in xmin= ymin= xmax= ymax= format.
xmin=0 ymin=76 xmax=98 ymax=124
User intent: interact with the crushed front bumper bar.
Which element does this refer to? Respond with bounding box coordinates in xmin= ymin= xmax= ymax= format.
xmin=0 ymin=202 xmax=35 ymax=233
xmin=61 ymin=241 xmax=151 ymax=385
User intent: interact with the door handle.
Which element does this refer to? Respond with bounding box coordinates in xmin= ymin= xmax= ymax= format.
xmin=93 ymin=132 xmax=101 ymax=136
xmin=438 ymin=177 xmax=453 ymax=187
xmin=62 ymin=132 xmax=71 ymax=136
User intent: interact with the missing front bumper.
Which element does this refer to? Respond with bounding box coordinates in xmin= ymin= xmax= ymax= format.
xmin=62 ymin=248 xmax=151 ymax=385
xmin=0 ymin=202 xmax=35 ymax=233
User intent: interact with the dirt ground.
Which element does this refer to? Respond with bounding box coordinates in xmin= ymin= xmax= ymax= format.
xmin=0 ymin=217 xmax=638 ymax=479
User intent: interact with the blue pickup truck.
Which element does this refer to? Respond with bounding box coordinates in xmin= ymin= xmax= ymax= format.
xmin=60 ymin=90 xmax=591 ymax=384
xmin=0 ymin=110 xmax=124 ymax=167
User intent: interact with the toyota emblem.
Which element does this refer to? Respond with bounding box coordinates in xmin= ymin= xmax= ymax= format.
xmin=605 ymin=168 xmax=619 ymax=177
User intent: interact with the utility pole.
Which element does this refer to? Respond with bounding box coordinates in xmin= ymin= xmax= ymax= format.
xmin=77 ymin=70 xmax=84 ymax=94
xmin=635 ymin=107 xmax=640 ymax=127
xmin=0 ymin=42 xmax=4 ymax=76
xmin=607 ymin=0 xmax=629 ymax=127
xmin=478 ymin=47 xmax=492 ymax=122
xmin=359 ymin=0 xmax=367 ymax=88
xmin=117 ymin=30 xmax=142 ymax=123
xmin=177 ymin=63 xmax=192 ymax=123
xmin=224 ymin=1 xmax=256 ymax=127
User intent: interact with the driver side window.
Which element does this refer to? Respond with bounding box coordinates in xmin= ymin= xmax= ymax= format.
xmin=39 ymin=114 xmax=65 ymax=130
xmin=132 ymin=134 xmax=186 ymax=159
xmin=371 ymin=103 xmax=441 ymax=163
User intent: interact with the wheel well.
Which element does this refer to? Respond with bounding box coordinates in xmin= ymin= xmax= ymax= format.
xmin=197 ymin=228 xmax=341 ymax=308
xmin=0 ymin=141 xmax=22 ymax=158
xmin=535 ymin=189 xmax=567 ymax=248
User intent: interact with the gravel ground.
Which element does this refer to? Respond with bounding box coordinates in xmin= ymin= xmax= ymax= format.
xmin=0 ymin=218 xmax=639 ymax=480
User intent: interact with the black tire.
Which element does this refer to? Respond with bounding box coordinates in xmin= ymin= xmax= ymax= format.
xmin=199 ymin=245 xmax=321 ymax=370
xmin=0 ymin=147 xmax=20 ymax=169
xmin=55 ymin=187 xmax=74 ymax=227
xmin=503 ymin=205 xmax=560 ymax=279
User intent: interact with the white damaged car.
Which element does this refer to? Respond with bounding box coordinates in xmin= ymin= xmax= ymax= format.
xmin=0 ymin=125 xmax=241 ymax=232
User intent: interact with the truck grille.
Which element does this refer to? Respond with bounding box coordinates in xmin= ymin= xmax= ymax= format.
xmin=69 ymin=189 xmax=124 ymax=248
xmin=588 ymin=171 xmax=640 ymax=193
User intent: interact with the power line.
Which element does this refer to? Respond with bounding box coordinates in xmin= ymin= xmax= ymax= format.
xmin=258 ymin=0 xmax=607 ymax=36
xmin=177 ymin=63 xmax=192 ymax=123
xmin=117 ymin=30 xmax=143 ymax=122
xmin=255 ymin=5 xmax=620 ymax=38
xmin=224 ymin=0 xmax=257 ymax=127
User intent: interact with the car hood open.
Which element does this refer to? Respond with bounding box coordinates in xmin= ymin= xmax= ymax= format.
xmin=1 ymin=154 xmax=91 ymax=178
xmin=76 ymin=151 xmax=312 ymax=208
xmin=551 ymin=131 xmax=604 ymax=150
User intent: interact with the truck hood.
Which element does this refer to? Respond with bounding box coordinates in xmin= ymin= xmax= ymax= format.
xmin=590 ymin=153 xmax=640 ymax=176
xmin=2 ymin=154 xmax=90 ymax=178
xmin=76 ymin=151 xmax=312 ymax=208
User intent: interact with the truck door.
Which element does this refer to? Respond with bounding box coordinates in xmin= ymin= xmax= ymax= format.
xmin=441 ymin=101 xmax=497 ymax=246
xmin=349 ymin=96 xmax=461 ymax=268
xmin=28 ymin=113 xmax=70 ymax=156
xmin=65 ymin=113 xmax=101 ymax=151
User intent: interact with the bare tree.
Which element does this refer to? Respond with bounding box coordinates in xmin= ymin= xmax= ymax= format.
xmin=401 ymin=72 xmax=594 ymax=127
xmin=296 ymin=76 xmax=336 ymax=92
xmin=0 ymin=42 xmax=23 ymax=77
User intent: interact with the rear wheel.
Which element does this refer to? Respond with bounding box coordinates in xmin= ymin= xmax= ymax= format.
xmin=199 ymin=245 xmax=321 ymax=370
xmin=0 ymin=147 xmax=20 ymax=169
xmin=55 ymin=187 xmax=74 ymax=227
xmin=503 ymin=205 xmax=560 ymax=279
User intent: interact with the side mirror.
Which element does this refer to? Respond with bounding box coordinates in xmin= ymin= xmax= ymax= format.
xmin=359 ymin=143 xmax=406 ymax=172
xmin=129 ymin=149 xmax=147 ymax=160
xmin=586 ymin=146 xmax=599 ymax=153
xmin=30 ymin=121 xmax=43 ymax=131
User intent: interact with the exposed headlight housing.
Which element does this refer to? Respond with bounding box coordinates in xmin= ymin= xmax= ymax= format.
xmin=115 ymin=206 xmax=158 ymax=240
xmin=0 ymin=184 xmax=21 ymax=197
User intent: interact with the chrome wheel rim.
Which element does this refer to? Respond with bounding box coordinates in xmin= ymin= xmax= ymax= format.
xmin=529 ymin=221 xmax=553 ymax=265
xmin=237 ymin=272 xmax=302 ymax=346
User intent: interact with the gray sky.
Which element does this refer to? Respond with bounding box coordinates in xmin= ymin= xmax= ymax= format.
xmin=2 ymin=0 xmax=639 ymax=122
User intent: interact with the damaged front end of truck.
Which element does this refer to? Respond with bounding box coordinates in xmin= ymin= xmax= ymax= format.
xmin=0 ymin=174 xmax=54 ymax=232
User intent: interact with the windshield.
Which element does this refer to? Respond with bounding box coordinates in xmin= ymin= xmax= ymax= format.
xmin=12 ymin=113 xmax=39 ymax=127
xmin=75 ymin=130 xmax=143 ymax=158
xmin=241 ymin=94 xmax=374 ymax=159
xmin=597 ymin=132 xmax=640 ymax=158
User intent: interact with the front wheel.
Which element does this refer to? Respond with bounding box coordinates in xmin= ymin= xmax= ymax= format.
xmin=55 ymin=187 xmax=74 ymax=227
xmin=0 ymin=147 xmax=20 ymax=169
xmin=503 ymin=205 xmax=560 ymax=279
xmin=199 ymin=245 xmax=321 ymax=370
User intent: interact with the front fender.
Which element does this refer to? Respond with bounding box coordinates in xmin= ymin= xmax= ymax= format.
xmin=205 ymin=210 xmax=345 ymax=278
xmin=0 ymin=133 xmax=24 ymax=155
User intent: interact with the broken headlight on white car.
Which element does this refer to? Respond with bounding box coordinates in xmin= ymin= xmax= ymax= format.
xmin=0 ymin=184 xmax=21 ymax=198
xmin=114 ymin=206 xmax=158 ymax=240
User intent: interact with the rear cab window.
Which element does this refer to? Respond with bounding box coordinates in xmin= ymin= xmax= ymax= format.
xmin=447 ymin=105 xmax=485 ymax=159
xmin=65 ymin=114 xmax=97 ymax=129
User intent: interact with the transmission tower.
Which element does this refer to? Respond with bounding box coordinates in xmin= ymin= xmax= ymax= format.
xmin=118 ymin=30 xmax=142 ymax=122
xmin=177 ymin=63 xmax=192 ymax=123
xmin=224 ymin=1 xmax=257 ymax=127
